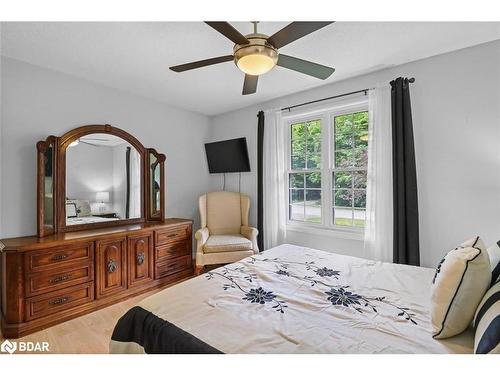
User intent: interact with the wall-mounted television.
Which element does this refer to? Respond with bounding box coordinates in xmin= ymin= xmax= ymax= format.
xmin=204 ymin=137 xmax=251 ymax=173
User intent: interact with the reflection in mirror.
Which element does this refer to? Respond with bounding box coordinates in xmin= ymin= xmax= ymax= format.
xmin=43 ymin=144 xmax=54 ymax=226
xmin=65 ymin=134 xmax=141 ymax=226
xmin=150 ymin=153 xmax=161 ymax=217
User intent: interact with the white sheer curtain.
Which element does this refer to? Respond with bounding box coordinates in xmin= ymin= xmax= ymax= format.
xmin=129 ymin=148 xmax=141 ymax=218
xmin=263 ymin=109 xmax=287 ymax=250
xmin=364 ymin=86 xmax=393 ymax=262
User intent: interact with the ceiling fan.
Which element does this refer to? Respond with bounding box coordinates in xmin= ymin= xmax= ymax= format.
xmin=169 ymin=21 xmax=335 ymax=95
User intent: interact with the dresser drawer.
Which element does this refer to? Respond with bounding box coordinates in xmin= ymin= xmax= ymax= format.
xmin=155 ymin=241 xmax=191 ymax=262
xmin=155 ymin=255 xmax=192 ymax=279
xmin=25 ymin=282 xmax=94 ymax=321
xmin=26 ymin=242 xmax=94 ymax=272
xmin=155 ymin=225 xmax=190 ymax=246
xmin=25 ymin=262 xmax=94 ymax=298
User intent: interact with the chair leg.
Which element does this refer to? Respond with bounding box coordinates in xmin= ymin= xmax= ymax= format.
xmin=194 ymin=265 xmax=204 ymax=276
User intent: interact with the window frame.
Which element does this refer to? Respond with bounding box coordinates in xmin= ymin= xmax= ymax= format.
xmin=284 ymin=98 xmax=369 ymax=237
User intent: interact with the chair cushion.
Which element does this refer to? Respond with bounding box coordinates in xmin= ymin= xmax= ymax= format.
xmin=430 ymin=236 xmax=491 ymax=339
xmin=206 ymin=192 xmax=242 ymax=235
xmin=203 ymin=234 xmax=253 ymax=254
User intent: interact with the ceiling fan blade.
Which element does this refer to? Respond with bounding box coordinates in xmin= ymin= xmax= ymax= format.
xmin=242 ymin=74 xmax=258 ymax=95
xmin=277 ymin=54 xmax=335 ymax=80
xmin=205 ymin=22 xmax=249 ymax=45
xmin=170 ymin=55 xmax=234 ymax=72
xmin=267 ymin=22 xmax=334 ymax=49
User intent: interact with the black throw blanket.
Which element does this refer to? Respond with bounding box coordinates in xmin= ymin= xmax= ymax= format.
xmin=110 ymin=306 xmax=223 ymax=354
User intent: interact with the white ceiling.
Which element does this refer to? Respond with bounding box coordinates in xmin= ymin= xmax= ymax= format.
xmin=2 ymin=22 xmax=500 ymax=116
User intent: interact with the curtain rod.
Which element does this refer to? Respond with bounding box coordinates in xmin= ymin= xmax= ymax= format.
xmin=280 ymin=77 xmax=415 ymax=112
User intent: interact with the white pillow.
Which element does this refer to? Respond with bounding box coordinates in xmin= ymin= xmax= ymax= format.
xmin=473 ymin=280 xmax=500 ymax=354
xmin=486 ymin=241 xmax=500 ymax=285
xmin=431 ymin=236 xmax=491 ymax=339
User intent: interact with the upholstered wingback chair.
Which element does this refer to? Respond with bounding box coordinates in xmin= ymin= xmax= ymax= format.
xmin=194 ymin=191 xmax=259 ymax=275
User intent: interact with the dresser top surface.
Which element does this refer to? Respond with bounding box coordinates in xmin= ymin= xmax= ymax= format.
xmin=0 ymin=218 xmax=192 ymax=251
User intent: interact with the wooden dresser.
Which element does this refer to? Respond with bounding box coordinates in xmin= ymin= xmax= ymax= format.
xmin=0 ymin=218 xmax=193 ymax=338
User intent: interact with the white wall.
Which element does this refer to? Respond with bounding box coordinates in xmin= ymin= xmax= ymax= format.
xmin=0 ymin=57 xmax=212 ymax=238
xmin=209 ymin=40 xmax=500 ymax=268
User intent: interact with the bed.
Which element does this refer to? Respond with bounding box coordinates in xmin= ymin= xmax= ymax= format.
xmin=109 ymin=244 xmax=474 ymax=354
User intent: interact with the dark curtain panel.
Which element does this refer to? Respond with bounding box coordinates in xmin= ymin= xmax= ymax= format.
xmin=257 ymin=111 xmax=265 ymax=251
xmin=125 ymin=146 xmax=131 ymax=219
xmin=391 ymin=77 xmax=420 ymax=266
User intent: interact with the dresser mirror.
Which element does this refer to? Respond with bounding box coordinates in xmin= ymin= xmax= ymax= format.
xmin=36 ymin=124 xmax=166 ymax=237
xmin=37 ymin=136 xmax=57 ymax=237
xmin=148 ymin=150 xmax=165 ymax=219
xmin=65 ymin=134 xmax=142 ymax=226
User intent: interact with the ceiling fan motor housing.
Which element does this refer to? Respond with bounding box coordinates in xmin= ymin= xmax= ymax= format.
xmin=233 ymin=34 xmax=278 ymax=76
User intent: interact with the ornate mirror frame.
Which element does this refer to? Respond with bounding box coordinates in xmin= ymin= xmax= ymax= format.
xmin=36 ymin=124 xmax=166 ymax=237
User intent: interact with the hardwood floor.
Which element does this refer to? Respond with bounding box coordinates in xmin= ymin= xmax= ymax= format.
xmin=0 ymin=278 xmax=190 ymax=354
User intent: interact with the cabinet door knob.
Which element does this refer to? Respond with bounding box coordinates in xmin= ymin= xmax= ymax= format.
xmin=107 ymin=259 xmax=118 ymax=273
xmin=137 ymin=251 xmax=145 ymax=266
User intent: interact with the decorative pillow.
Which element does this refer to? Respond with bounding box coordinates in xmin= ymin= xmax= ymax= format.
xmin=76 ymin=199 xmax=92 ymax=217
xmin=431 ymin=236 xmax=491 ymax=339
xmin=487 ymin=241 xmax=500 ymax=285
xmin=66 ymin=199 xmax=92 ymax=217
xmin=473 ymin=280 xmax=500 ymax=353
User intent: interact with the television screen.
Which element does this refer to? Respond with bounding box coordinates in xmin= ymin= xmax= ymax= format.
xmin=204 ymin=137 xmax=251 ymax=173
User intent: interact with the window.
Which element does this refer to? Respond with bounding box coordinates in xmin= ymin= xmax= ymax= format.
xmin=286 ymin=102 xmax=369 ymax=231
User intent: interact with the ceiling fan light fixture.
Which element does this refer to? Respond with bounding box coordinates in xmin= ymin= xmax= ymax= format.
xmin=234 ymin=36 xmax=278 ymax=76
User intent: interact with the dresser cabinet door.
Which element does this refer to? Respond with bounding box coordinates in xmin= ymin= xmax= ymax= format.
xmin=96 ymin=237 xmax=127 ymax=298
xmin=128 ymin=233 xmax=153 ymax=288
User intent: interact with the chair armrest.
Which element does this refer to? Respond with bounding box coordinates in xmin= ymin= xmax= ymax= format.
xmin=241 ymin=226 xmax=259 ymax=253
xmin=195 ymin=227 xmax=209 ymax=255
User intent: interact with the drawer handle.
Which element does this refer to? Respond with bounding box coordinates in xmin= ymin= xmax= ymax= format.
xmin=137 ymin=252 xmax=145 ymax=266
xmin=50 ymin=274 xmax=72 ymax=284
xmin=167 ymin=233 xmax=178 ymax=238
xmin=49 ymin=296 xmax=70 ymax=305
xmin=107 ymin=259 xmax=118 ymax=273
xmin=51 ymin=253 xmax=68 ymax=261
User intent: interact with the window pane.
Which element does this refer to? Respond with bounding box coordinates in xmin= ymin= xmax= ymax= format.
xmin=289 ymin=173 xmax=304 ymax=189
xmin=334 ymin=132 xmax=353 ymax=150
xmin=354 ymin=209 xmax=366 ymax=227
xmin=291 ymin=155 xmax=305 ymax=170
xmin=333 ymin=171 xmax=352 ymax=188
xmin=353 ymin=190 xmax=366 ymax=208
xmin=289 ymin=189 xmax=304 ymax=221
xmin=353 ymin=171 xmax=367 ymax=189
xmin=353 ymin=148 xmax=368 ymax=169
xmin=291 ymin=122 xmax=305 ymax=158
xmin=354 ymin=130 xmax=368 ymax=148
xmin=354 ymin=111 xmax=368 ymax=132
xmin=335 ymin=150 xmax=352 ymax=168
xmin=334 ymin=113 xmax=353 ymax=134
xmin=334 ymin=207 xmax=353 ymax=227
xmin=334 ymin=189 xmax=352 ymax=207
xmin=305 ymin=172 xmax=321 ymax=188
xmin=306 ymin=120 xmax=321 ymax=169
xmin=305 ymin=189 xmax=321 ymax=223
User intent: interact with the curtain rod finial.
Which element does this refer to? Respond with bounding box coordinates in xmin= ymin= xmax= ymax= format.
xmin=408 ymin=77 xmax=415 ymax=83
